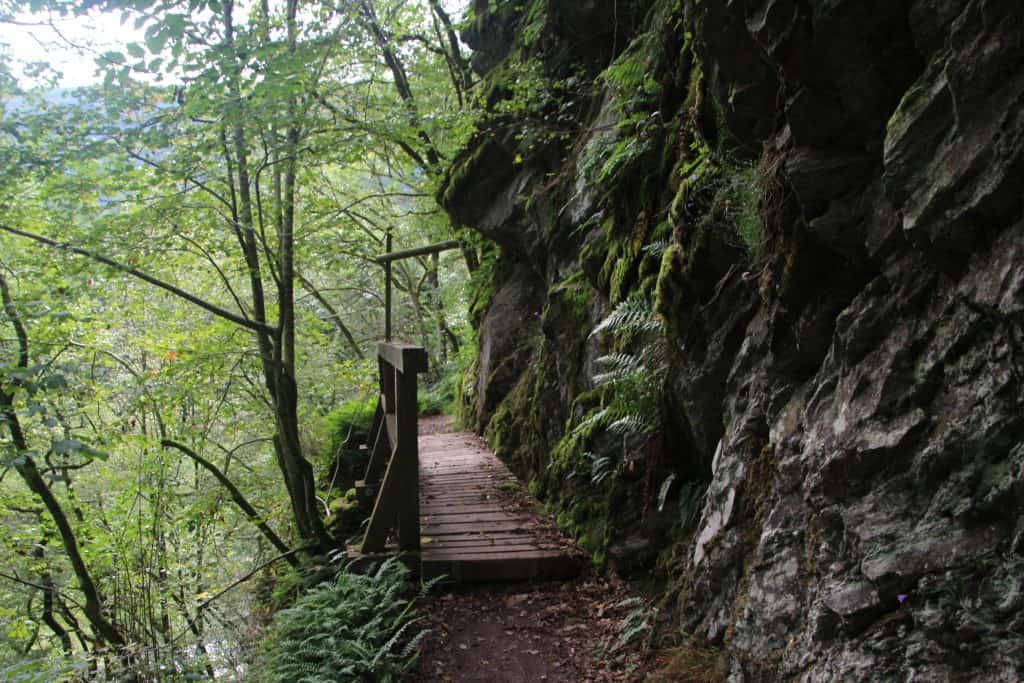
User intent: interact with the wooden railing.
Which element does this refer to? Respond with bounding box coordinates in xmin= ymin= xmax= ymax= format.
xmin=358 ymin=342 xmax=428 ymax=554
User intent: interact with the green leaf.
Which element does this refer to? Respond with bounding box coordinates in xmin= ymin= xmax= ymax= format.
xmin=52 ymin=439 xmax=108 ymax=460
xmin=164 ymin=13 xmax=187 ymax=36
xmin=126 ymin=43 xmax=145 ymax=59
xmin=52 ymin=439 xmax=85 ymax=455
xmin=39 ymin=374 xmax=68 ymax=390
xmin=101 ymin=51 xmax=126 ymax=66
xmin=146 ymin=31 xmax=169 ymax=55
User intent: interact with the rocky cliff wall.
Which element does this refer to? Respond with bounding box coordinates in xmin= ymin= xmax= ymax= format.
xmin=442 ymin=0 xmax=1024 ymax=679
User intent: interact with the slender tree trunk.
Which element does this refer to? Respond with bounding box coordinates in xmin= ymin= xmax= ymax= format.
xmin=222 ymin=0 xmax=329 ymax=549
xmin=1 ymin=271 xmax=127 ymax=651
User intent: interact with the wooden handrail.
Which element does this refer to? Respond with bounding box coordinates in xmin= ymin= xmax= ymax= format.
xmin=377 ymin=342 xmax=428 ymax=374
xmin=359 ymin=342 xmax=428 ymax=554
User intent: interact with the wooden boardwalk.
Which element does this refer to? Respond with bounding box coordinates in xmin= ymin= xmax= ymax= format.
xmin=417 ymin=428 xmax=583 ymax=582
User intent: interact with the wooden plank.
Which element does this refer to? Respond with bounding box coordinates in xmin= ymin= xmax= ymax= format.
xmin=423 ymin=548 xmax=568 ymax=561
xmin=420 ymin=493 xmax=509 ymax=502
xmin=425 ymin=544 xmax=563 ymax=555
xmin=360 ymin=437 xmax=403 ymax=553
xmin=421 ymin=528 xmax=536 ymax=536
xmin=421 ymin=477 xmax=512 ymax=485
xmin=377 ymin=342 xmax=428 ymax=374
xmin=420 ymin=503 xmax=515 ymax=514
xmin=419 ymin=448 xmax=493 ymax=458
xmin=422 ymin=533 xmax=553 ymax=544
xmin=423 ymin=544 xmax=558 ymax=556
xmin=422 ymin=512 xmax=533 ymax=524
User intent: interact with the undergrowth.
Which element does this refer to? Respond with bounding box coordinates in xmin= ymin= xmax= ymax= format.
xmin=254 ymin=558 xmax=432 ymax=683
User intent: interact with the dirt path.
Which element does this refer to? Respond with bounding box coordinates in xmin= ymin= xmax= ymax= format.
xmin=409 ymin=573 xmax=654 ymax=682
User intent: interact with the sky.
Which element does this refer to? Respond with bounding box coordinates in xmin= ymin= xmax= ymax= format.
xmin=0 ymin=10 xmax=144 ymax=88
xmin=1 ymin=1 xmax=470 ymax=90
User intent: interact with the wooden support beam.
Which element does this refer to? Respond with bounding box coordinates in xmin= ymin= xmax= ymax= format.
xmin=374 ymin=240 xmax=460 ymax=264
xmin=360 ymin=440 xmax=401 ymax=553
xmin=361 ymin=415 xmax=391 ymax=486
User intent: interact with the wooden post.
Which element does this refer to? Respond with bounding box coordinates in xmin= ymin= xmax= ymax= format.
xmin=394 ymin=366 xmax=419 ymax=551
xmin=384 ymin=229 xmax=392 ymax=342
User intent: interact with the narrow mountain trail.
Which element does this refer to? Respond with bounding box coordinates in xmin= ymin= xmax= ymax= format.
xmin=409 ymin=573 xmax=654 ymax=682
xmin=405 ymin=417 xmax=656 ymax=681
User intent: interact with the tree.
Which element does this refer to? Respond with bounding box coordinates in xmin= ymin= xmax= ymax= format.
xmin=0 ymin=0 xmax=477 ymax=673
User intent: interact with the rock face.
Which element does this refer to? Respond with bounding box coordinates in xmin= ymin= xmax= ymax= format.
xmin=441 ymin=0 xmax=1024 ymax=679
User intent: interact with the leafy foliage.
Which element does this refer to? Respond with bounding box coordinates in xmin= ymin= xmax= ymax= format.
xmin=255 ymin=559 xmax=428 ymax=683
xmin=0 ymin=0 xmax=475 ymax=674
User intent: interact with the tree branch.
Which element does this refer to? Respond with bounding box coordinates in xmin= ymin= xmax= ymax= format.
xmin=160 ymin=439 xmax=297 ymax=565
xmin=295 ymin=271 xmax=364 ymax=358
xmin=0 ymin=222 xmax=274 ymax=334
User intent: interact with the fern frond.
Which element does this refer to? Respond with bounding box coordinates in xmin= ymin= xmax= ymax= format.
xmin=607 ymin=414 xmax=649 ymax=436
xmin=572 ymin=407 xmax=610 ymax=436
xmin=589 ymin=295 xmax=663 ymax=339
xmin=642 ymin=239 xmax=669 ymax=256
xmin=589 ymin=453 xmax=615 ymax=485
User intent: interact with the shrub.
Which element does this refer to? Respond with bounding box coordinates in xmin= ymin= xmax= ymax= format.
xmin=321 ymin=395 xmax=379 ymax=457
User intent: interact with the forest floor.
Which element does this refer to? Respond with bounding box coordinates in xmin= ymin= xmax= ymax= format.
xmin=408 ymin=573 xmax=655 ymax=682
xmin=409 ymin=416 xmax=655 ymax=681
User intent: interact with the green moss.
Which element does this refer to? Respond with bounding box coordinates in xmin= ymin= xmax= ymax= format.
xmin=609 ymin=255 xmax=635 ymax=304
xmin=548 ymin=395 xmax=604 ymax=477
xmin=484 ymin=359 xmax=541 ymax=475
xmin=467 ymin=242 xmax=503 ymax=328
xmin=548 ymin=271 xmax=591 ymax=326
xmin=599 ymin=233 xmax=622 ymax=290
xmin=551 ymin=496 xmax=611 ymax=567
xmin=455 ymin=356 xmax=480 ymax=430
xmin=683 ymin=57 xmax=703 ymax=121
xmin=655 ymin=243 xmax=688 ymax=339
xmin=715 ymin=161 xmax=761 ymax=256
xmin=441 ymin=138 xmax=496 ymax=210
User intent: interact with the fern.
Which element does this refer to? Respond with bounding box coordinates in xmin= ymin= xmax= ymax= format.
xmin=613 ymin=602 xmax=653 ymax=652
xmin=589 ymin=294 xmax=663 ymax=339
xmin=551 ymin=296 xmax=669 ymax=487
xmin=255 ymin=558 xmax=426 ymax=683
xmin=592 ymin=352 xmax=643 ymax=385
xmin=607 ymin=414 xmax=648 ymax=437
xmin=588 ymin=452 xmax=615 ymax=485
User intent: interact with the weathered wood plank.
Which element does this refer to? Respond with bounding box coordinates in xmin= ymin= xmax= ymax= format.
xmin=377 ymin=342 xmax=428 ymax=374
xmin=422 ymin=512 xmax=534 ymax=524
